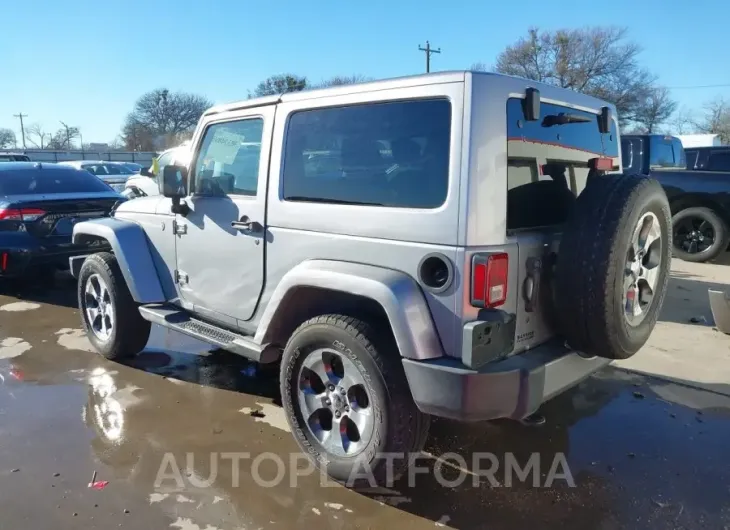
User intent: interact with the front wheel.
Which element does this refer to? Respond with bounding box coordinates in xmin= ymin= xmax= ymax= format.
xmin=280 ymin=314 xmax=429 ymax=487
xmin=78 ymin=252 xmax=150 ymax=360
xmin=672 ymin=207 xmax=728 ymax=263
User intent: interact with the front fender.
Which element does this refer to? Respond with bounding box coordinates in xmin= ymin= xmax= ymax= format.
xmin=255 ymin=260 xmax=445 ymax=360
xmin=72 ymin=217 xmax=165 ymax=303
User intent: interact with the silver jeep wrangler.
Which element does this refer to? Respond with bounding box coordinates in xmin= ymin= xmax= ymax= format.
xmin=70 ymin=71 xmax=671 ymax=485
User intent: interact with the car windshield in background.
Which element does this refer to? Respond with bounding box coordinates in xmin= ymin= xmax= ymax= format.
xmin=122 ymin=163 xmax=142 ymax=172
xmin=82 ymin=163 xmax=134 ymax=176
xmin=0 ymin=167 xmax=113 ymax=196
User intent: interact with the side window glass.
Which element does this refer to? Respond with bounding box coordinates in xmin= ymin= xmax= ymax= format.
xmin=193 ymin=119 xmax=264 ymax=196
xmin=105 ymin=164 xmax=122 ymax=175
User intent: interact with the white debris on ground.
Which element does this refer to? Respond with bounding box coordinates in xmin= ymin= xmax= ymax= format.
xmin=55 ymin=328 xmax=94 ymax=352
xmin=0 ymin=302 xmax=41 ymax=312
xmin=0 ymin=338 xmax=32 ymax=359
xmin=238 ymin=402 xmax=291 ymax=432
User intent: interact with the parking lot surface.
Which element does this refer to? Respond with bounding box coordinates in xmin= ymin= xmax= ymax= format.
xmin=1 ymin=261 xmax=729 ymax=530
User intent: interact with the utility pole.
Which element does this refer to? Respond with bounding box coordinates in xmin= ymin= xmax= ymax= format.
xmin=13 ymin=113 xmax=28 ymax=150
xmin=418 ymin=41 xmax=441 ymax=73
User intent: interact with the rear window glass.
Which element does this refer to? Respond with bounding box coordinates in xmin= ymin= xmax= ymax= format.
xmin=707 ymin=151 xmax=730 ymax=171
xmin=282 ymin=98 xmax=451 ymax=209
xmin=0 ymin=167 xmax=112 ymax=196
xmin=506 ymin=98 xmax=619 ymax=230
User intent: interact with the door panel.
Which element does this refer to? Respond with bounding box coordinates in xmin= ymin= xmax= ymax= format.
xmin=174 ymin=107 xmax=274 ymax=322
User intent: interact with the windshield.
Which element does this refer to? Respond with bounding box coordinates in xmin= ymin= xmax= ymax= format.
xmin=0 ymin=167 xmax=113 ymax=196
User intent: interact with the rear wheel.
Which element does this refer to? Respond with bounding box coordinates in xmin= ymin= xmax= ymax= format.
xmin=672 ymin=207 xmax=728 ymax=263
xmin=280 ymin=314 xmax=429 ymax=487
xmin=78 ymin=252 xmax=150 ymax=360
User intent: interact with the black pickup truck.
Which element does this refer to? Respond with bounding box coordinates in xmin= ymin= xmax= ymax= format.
xmin=622 ymin=134 xmax=730 ymax=262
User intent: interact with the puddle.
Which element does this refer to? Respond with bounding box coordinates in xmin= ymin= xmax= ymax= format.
xmin=0 ymin=302 xmax=41 ymax=312
xmin=0 ymin=338 xmax=32 ymax=359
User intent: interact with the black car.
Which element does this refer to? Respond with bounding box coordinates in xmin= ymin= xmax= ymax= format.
xmin=0 ymin=162 xmax=122 ymax=278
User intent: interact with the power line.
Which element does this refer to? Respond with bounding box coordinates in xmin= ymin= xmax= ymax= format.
xmin=13 ymin=113 xmax=27 ymax=150
xmin=418 ymin=41 xmax=441 ymax=73
xmin=668 ymin=83 xmax=730 ymax=90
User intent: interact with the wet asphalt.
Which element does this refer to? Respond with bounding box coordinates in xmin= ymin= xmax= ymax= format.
xmin=0 ymin=276 xmax=729 ymax=530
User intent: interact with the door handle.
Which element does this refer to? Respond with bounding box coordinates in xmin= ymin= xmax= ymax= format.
xmin=231 ymin=216 xmax=262 ymax=232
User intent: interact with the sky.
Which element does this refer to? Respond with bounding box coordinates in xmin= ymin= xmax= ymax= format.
xmin=2 ymin=0 xmax=730 ymax=146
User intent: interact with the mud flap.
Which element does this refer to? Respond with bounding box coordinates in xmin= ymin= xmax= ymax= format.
xmin=708 ymin=289 xmax=730 ymax=334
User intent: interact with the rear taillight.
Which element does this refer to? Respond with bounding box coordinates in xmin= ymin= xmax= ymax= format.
xmin=471 ymin=253 xmax=509 ymax=308
xmin=0 ymin=208 xmax=46 ymax=221
xmin=1 ymin=252 xmax=7 ymax=272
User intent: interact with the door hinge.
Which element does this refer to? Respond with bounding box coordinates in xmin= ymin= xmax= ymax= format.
xmin=174 ymin=270 xmax=189 ymax=285
xmin=172 ymin=219 xmax=187 ymax=235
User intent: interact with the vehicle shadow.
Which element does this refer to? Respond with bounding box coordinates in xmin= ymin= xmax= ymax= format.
xmin=0 ymin=271 xmax=78 ymax=309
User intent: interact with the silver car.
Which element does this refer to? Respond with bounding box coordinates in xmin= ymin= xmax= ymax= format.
xmin=70 ymin=71 xmax=672 ymax=486
xmin=58 ymin=161 xmax=135 ymax=192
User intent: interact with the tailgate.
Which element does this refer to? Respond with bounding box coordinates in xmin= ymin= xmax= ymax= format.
xmin=509 ymin=231 xmax=560 ymax=353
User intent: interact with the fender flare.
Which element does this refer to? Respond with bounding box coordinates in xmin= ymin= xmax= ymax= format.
xmin=72 ymin=217 xmax=165 ymax=303
xmin=254 ymin=260 xmax=445 ymax=360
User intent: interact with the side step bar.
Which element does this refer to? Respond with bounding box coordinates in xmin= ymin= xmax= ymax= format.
xmin=138 ymin=304 xmax=280 ymax=364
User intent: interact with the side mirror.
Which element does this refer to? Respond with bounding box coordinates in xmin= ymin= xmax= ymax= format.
xmin=139 ymin=167 xmax=153 ymax=177
xmin=598 ymin=106 xmax=611 ymax=134
xmin=161 ymin=165 xmax=190 ymax=215
xmin=161 ymin=165 xmax=188 ymax=198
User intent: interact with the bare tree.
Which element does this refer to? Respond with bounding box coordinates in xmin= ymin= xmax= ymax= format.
xmin=121 ymin=88 xmax=212 ymax=150
xmin=631 ymin=87 xmax=678 ymax=133
xmin=250 ymin=74 xmax=308 ymax=98
xmin=695 ymin=97 xmax=730 ymax=144
xmin=47 ymin=125 xmax=80 ymax=150
xmin=26 ymin=123 xmax=52 ymax=149
xmin=669 ymin=106 xmax=696 ymax=135
xmin=470 ymin=62 xmax=489 ymax=72
xmin=0 ymin=128 xmax=16 ymax=149
xmin=492 ymin=27 xmax=675 ymax=129
xmin=316 ymin=75 xmax=372 ymax=88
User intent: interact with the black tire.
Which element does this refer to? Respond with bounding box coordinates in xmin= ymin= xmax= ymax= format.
xmin=78 ymin=252 xmax=150 ymax=360
xmin=554 ymin=174 xmax=672 ymax=360
xmin=280 ymin=314 xmax=430 ymax=487
xmin=671 ymin=206 xmax=728 ymax=263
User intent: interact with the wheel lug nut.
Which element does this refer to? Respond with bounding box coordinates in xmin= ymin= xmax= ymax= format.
xmin=335 ymin=411 xmax=341 ymax=418
xmin=325 ymin=399 xmax=331 ymax=406
xmin=345 ymin=406 xmax=349 ymax=412
xmin=328 ymin=385 xmax=335 ymax=391
xmin=340 ymin=387 xmax=346 ymax=394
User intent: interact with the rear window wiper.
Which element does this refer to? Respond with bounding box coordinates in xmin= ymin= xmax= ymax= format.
xmin=285 ymin=196 xmax=384 ymax=206
xmin=542 ymin=113 xmax=593 ymax=127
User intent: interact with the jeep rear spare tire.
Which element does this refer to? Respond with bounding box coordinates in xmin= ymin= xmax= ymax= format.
xmin=554 ymin=175 xmax=671 ymax=360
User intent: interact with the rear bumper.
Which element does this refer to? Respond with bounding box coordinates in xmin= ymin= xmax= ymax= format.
xmin=402 ymin=341 xmax=611 ymax=421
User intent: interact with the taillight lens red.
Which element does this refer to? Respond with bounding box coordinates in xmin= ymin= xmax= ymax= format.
xmin=0 ymin=208 xmax=46 ymax=221
xmin=471 ymin=253 xmax=509 ymax=308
